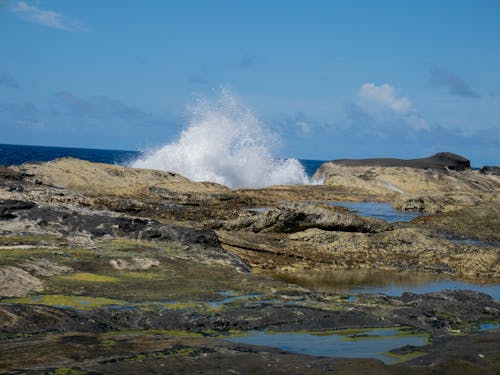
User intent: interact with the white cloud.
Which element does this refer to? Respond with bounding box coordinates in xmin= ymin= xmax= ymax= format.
xmin=359 ymin=83 xmax=412 ymax=113
xmin=357 ymin=83 xmax=429 ymax=130
xmin=11 ymin=1 xmax=87 ymax=32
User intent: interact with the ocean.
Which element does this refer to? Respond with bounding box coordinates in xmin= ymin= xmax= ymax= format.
xmin=0 ymin=143 xmax=325 ymax=180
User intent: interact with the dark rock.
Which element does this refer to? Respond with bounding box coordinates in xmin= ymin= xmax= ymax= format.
xmin=329 ymin=152 xmax=471 ymax=171
xmin=389 ymin=345 xmax=421 ymax=355
xmin=1 ymin=199 xmax=220 ymax=248
xmin=479 ymin=166 xmax=500 ymax=176
xmin=0 ymin=200 xmax=36 ymax=219
xmin=0 ymin=166 xmax=24 ymax=181
xmin=392 ymin=290 xmax=499 ymax=333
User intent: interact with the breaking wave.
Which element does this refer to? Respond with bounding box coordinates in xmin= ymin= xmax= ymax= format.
xmin=131 ymin=90 xmax=310 ymax=189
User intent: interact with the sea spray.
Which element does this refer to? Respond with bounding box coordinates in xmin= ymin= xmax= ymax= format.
xmin=131 ymin=90 xmax=310 ymax=189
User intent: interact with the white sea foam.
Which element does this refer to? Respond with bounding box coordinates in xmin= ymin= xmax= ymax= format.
xmin=130 ymin=90 xmax=310 ymax=189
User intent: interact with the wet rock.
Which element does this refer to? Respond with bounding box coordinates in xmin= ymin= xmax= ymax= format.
xmin=391 ymin=290 xmax=500 ymax=333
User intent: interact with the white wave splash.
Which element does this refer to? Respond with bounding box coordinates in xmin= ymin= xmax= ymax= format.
xmin=130 ymin=90 xmax=310 ymax=189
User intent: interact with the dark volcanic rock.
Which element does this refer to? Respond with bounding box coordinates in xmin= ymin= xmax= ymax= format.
xmin=479 ymin=166 xmax=500 ymax=176
xmin=0 ymin=199 xmax=220 ymax=248
xmin=391 ymin=290 xmax=500 ymax=332
xmin=0 ymin=200 xmax=36 ymax=219
xmin=329 ymin=152 xmax=471 ymax=171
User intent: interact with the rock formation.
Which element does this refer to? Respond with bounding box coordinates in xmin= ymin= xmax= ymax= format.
xmin=0 ymin=156 xmax=499 ymax=373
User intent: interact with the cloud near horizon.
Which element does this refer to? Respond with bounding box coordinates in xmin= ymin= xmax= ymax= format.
xmin=357 ymin=83 xmax=429 ymax=130
xmin=53 ymin=91 xmax=149 ymax=120
xmin=11 ymin=1 xmax=88 ymax=32
xmin=428 ymin=65 xmax=480 ymax=98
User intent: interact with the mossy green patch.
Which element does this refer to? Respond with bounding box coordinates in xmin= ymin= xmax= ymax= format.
xmin=95 ymin=239 xmax=169 ymax=257
xmin=47 ymin=368 xmax=86 ymax=375
xmin=60 ymin=272 xmax=119 ymax=283
xmin=46 ymin=256 xmax=270 ymax=303
xmin=4 ymin=294 xmax=126 ymax=310
xmin=384 ymin=350 xmax=428 ymax=364
xmin=99 ymin=339 xmax=118 ymax=347
xmin=0 ymin=234 xmax=66 ymax=247
xmin=120 ymin=271 xmax=162 ymax=280
xmin=102 ymin=329 xmax=205 ymax=338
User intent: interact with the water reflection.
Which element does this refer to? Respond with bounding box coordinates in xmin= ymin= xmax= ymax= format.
xmin=226 ymin=328 xmax=427 ymax=364
xmin=274 ymin=269 xmax=500 ymax=300
xmin=328 ymin=202 xmax=422 ymax=222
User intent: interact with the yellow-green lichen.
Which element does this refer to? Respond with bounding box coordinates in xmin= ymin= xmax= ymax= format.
xmin=99 ymin=339 xmax=118 ymax=347
xmin=59 ymin=272 xmax=119 ymax=283
xmin=4 ymin=294 xmax=126 ymax=310
xmin=384 ymin=350 xmax=428 ymax=364
xmin=47 ymin=368 xmax=86 ymax=375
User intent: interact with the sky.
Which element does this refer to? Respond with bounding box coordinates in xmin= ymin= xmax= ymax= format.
xmin=0 ymin=0 xmax=499 ymax=165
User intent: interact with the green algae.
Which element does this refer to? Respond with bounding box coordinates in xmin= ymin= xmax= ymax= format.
xmin=94 ymin=239 xmax=170 ymax=257
xmin=47 ymin=368 xmax=86 ymax=375
xmin=99 ymin=339 xmax=118 ymax=347
xmin=384 ymin=350 xmax=428 ymax=364
xmin=101 ymin=329 xmax=205 ymax=338
xmin=4 ymin=294 xmax=126 ymax=310
xmin=0 ymin=234 xmax=66 ymax=247
xmin=59 ymin=272 xmax=120 ymax=283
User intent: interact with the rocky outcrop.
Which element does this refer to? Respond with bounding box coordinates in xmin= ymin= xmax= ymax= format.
xmin=393 ymin=193 xmax=492 ymax=213
xmin=0 ymin=266 xmax=44 ymax=297
xmin=1 ymin=157 xmax=500 ymax=372
xmin=0 ymin=259 xmax=72 ymax=297
xmin=480 ymin=166 xmax=500 ymax=176
xmin=220 ymin=203 xmax=387 ymax=234
xmin=313 ymin=163 xmax=499 ymax=198
xmin=325 ymin=152 xmax=471 ymax=170
xmin=16 ymin=157 xmax=230 ymax=197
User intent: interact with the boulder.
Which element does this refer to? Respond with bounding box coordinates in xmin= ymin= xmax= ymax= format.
xmin=222 ymin=202 xmax=387 ymax=233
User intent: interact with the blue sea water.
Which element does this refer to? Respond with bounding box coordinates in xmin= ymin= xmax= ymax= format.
xmin=0 ymin=143 xmax=325 ymax=178
xmin=0 ymin=143 xmax=140 ymax=167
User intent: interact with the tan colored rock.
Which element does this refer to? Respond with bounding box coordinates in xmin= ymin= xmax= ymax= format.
xmin=219 ymin=226 xmax=500 ymax=278
xmin=313 ymin=164 xmax=500 ymax=197
xmin=109 ymin=258 xmax=160 ymax=270
xmin=0 ymin=266 xmax=44 ymax=297
xmin=19 ymin=258 xmax=73 ymax=277
xmin=17 ymin=158 xmax=230 ymax=198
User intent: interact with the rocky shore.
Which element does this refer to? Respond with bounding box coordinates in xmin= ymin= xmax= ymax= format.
xmin=0 ymin=155 xmax=499 ymax=373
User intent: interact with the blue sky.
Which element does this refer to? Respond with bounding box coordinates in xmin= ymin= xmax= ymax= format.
xmin=0 ymin=0 xmax=499 ymax=165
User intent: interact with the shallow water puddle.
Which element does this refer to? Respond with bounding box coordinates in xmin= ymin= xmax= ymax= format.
xmin=274 ymin=269 xmax=500 ymax=300
xmin=479 ymin=322 xmax=500 ymax=331
xmin=208 ymin=291 xmax=263 ymax=308
xmin=226 ymin=328 xmax=427 ymax=364
xmin=328 ymin=201 xmax=422 ymax=222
